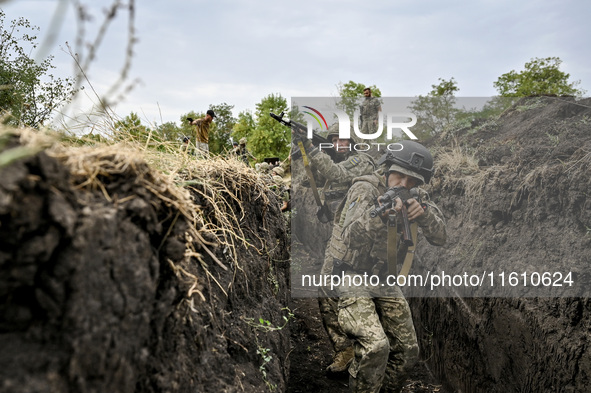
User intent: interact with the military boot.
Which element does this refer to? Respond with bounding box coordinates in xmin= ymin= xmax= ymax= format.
xmin=326 ymin=346 xmax=354 ymax=374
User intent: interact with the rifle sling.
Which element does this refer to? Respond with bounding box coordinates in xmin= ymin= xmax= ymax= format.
xmin=399 ymin=222 xmax=418 ymax=278
xmin=387 ymin=212 xmax=398 ymax=276
xmin=297 ymin=141 xmax=323 ymax=207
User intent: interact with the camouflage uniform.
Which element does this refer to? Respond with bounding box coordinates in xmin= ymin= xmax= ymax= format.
xmin=256 ymin=162 xmax=271 ymax=174
xmin=360 ymin=96 xmax=381 ymax=135
xmin=306 ymin=144 xmax=376 ymax=365
xmin=236 ymin=137 xmax=255 ymax=165
xmin=268 ymin=168 xmax=286 ymax=199
xmin=333 ymin=173 xmax=446 ymax=393
xmin=308 ymin=147 xmax=375 ymax=219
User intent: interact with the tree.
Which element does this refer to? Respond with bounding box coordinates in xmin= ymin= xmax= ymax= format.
xmin=493 ymin=57 xmax=585 ymax=97
xmin=336 ymin=80 xmax=382 ymax=119
xmin=0 ymin=11 xmax=77 ymax=127
xmin=249 ymin=93 xmax=290 ymax=161
xmin=407 ymin=77 xmax=460 ymax=138
xmin=208 ymin=103 xmax=236 ymax=155
xmin=178 ymin=110 xmax=202 ymax=146
xmin=114 ymin=112 xmax=152 ymax=142
xmin=232 ymin=110 xmax=256 ymax=144
xmin=157 ymin=121 xmax=183 ymax=142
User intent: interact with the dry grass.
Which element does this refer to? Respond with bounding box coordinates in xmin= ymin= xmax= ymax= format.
xmin=434 ymin=146 xmax=505 ymax=217
xmin=435 ymin=141 xmax=591 ymax=220
xmin=566 ymin=148 xmax=591 ymax=173
xmin=0 ymin=125 xmax=55 ymax=168
xmin=435 ymin=145 xmax=479 ymax=175
xmin=1 ymin=123 xmax=277 ymax=298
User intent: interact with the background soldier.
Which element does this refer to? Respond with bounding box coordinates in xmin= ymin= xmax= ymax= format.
xmin=332 ymin=141 xmax=446 ymax=392
xmin=256 ymin=161 xmax=271 ymax=175
xmin=186 ymin=109 xmax=216 ymax=156
xmin=294 ymin=124 xmax=375 ymax=374
xmin=359 ymin=87 xmax=381 ymax=135
xmin=236 ymin=137 xmax=255 ymax=165
xmin=180 ymin=135 xmax=192 ymax=154
xmin=270 ymin=166 xmax=290 ymax=213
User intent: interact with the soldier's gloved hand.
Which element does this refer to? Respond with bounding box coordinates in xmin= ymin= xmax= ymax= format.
xmin=186 ymin=117 xmax=194 ymax=122
xmin=291 ymin=125 xmax=308 ymax=141
xmin=302 ymin=138 xmax=314 ymax=151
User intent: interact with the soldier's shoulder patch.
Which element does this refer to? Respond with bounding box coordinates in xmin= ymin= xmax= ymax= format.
xmin=349 ymin=156 xmax=361 ymax=166
xmin=348 ymin=196 xmax=360 ymax=210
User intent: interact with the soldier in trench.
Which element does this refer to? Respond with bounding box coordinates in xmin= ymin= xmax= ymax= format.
xmin=293 ymin=123 xmax=376 ymax=374
xmin=330 ymin=141 xmax=446 ymax=392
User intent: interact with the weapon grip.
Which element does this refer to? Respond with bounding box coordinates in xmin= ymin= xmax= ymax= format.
xmin=400 ymin=205 xmax=413 ymax=246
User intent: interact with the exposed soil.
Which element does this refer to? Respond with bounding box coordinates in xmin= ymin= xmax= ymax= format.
xmin=411 ymin=96 xmax=591 ymax=392
xmin=0 ymin=139 xmax=291 ymax=393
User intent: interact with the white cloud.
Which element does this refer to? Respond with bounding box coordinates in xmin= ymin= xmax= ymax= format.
xmin=2 ymin=0 xmax=590 ymax=130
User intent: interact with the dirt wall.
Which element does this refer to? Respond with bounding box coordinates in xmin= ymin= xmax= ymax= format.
xmin=0 ymin=136 xmax=291 ymax=393
xmin=410 ymin=97 xmax=591 ymax=392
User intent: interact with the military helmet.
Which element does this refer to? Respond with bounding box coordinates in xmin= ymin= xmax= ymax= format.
xmin=259 ymin=162 xmax=270 ymax=172
xmin=272 ymin=166 xmax=284 ymax=176
xmin=377 ymin=140 xmax=433 ymax=185
xmin=325 ymin=122 xmax=358 ymax=142
xmin=326 ymin=123 xmax=340 ymax=139
xmin=239 ymin=137 xmax=247 ymax=145
xmin=324 ymin=123 xmax=361 ymax=150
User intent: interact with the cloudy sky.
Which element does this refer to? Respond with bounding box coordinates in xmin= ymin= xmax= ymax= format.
xmin=2 ymin=0 xmax=590 ymax=129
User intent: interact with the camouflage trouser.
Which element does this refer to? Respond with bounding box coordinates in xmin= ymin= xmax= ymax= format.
xmin=318 ymin=251 xmax=351 ymax=353
xmin=337 ymin=276 xmax=419 ymax=393
xmin=361 ymin=116 xmax=380 ymax=135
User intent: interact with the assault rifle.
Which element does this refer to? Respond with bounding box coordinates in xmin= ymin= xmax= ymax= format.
xmin=370 ymin=186 xmax=417 ymax=246
xmin=269 ymin=112 xmax=336 ymax=161
xmin=270 ymin=111 xmax=333 ymax=223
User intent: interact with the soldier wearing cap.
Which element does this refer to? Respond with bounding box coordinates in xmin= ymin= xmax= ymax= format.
xmin=294 ymin=123 xmax=376 ymax=374
xmin=331 ymin=140 xmax=446 ymax=392
xmin=186 ymin=109 xmax=216 ymax=156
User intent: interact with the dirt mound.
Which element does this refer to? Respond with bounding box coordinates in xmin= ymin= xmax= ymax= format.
xmin=411 ymin=97 xmax=591 ymax=392
xmin=0 ymin=130 xmax=290 ymax=392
